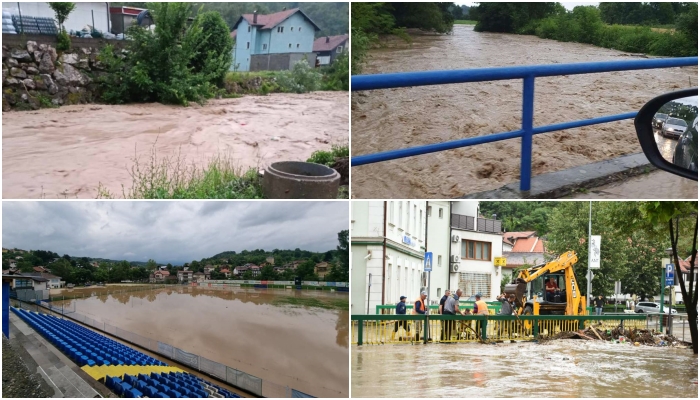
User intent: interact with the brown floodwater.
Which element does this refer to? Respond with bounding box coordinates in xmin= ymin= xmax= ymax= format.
xmin=351 ymin=341 xmax=698 ymax=397
xmin=351 ymin=26 xmax=698 ymax=198
xmin=51 ymin=285 xmax=349 ymax=398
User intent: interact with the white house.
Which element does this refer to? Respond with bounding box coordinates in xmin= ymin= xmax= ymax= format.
xmin=448 ymin=202 xmax=504 ymax=301
xmin=2 ymin=2 xmax=110 ymax=34
xmin=351 ymin=201 xmax=427 ymax=315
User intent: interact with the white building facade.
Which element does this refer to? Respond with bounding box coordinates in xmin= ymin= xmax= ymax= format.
xmin=425 ymin=201 xmax=450 ymax=306
xmin=448 ymin=201 xmax=504 ymax=301
xmin=351 ymin=201 xmax=427 ymax=315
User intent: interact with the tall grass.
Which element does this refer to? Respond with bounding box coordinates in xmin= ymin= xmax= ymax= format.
xmin=97 ymin=143 xmax=262 ymax=199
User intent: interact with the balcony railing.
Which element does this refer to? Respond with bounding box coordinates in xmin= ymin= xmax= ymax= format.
xmin=451 ymin=214 xmax=502 ymax=233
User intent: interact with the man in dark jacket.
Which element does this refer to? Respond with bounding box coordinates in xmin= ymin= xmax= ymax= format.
xmin=392 ymin=296 xmax=410 ymax=340
xmin=439 ymin=290 xmax=451 ymax=341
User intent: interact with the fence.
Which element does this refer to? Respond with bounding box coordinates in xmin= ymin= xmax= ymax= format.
xmin=12 ymin=298 xmax=308 ymax=398
xmin=351 ymin=57 xmax=699 ymax=191
xmin=376 ymin=302 xmax=502 ymax=315
xmin=198 ymin=280 xmax=349 ymax=292
xmin=351 ymin=314 xmax=647 ymax=345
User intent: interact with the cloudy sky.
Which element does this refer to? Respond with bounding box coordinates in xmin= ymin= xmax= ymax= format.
xmin=2 ymin=202 xmax=348 ymax=265
xmin=457 ymin=2 xmax=599 ymax=10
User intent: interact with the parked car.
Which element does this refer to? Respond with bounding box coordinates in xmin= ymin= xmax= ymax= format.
xmin=635 ymin=302 xmax=678 ymax=314
xmin=653 ymin=112 xmax=669 ymax=129
xmin=661 ymin=117 xmax=688 ymax=139
xmin=673 ymin=117 xmax=698 ymax=172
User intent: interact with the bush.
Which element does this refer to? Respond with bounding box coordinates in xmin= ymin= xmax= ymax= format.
xmin=191 ymin=11 xmax=233 ymax=85
xmin=56 ymin=30 xmax=71 ymax=51
xmin=276 ymin=60 xmax=322 ymax=94
xmin=321 ymin=51 xmax=349 ymax=91
xmin=351 ymin=27 xmax=373 ymax=74
xmin=97 ymin=2 xmax=227 ymax=106
xmin=307 ymin=144 xmax=349 ymax=166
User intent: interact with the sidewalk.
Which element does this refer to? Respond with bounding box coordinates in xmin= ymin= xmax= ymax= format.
xmin=566 ymin=170 xmax=697 ymax=199
xmin=8 ymin=311 xmax=113 ymax=398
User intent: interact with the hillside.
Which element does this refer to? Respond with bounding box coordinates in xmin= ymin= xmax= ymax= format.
xmin=113 ymin=2 xmax=349 ymax=37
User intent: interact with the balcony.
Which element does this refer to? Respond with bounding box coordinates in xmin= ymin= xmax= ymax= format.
xmin=451 ymin=214 xmax=502 ymax=234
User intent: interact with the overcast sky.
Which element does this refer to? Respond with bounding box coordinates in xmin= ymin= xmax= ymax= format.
xmin=457 ymin=2 xmax=599 ymax=10
xmin=2 ymin=202 xmax=348 ymax=265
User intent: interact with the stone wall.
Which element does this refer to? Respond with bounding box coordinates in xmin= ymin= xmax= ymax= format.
xmin=2 ymin=39 xmax=110 ymax=111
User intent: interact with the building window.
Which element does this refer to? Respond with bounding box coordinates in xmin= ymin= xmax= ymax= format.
xmin=337 ymin=46 xmax=343 ymax=53
xmin=419 ymin=210 xmax=423 ymax=240
xmin=438 ymin=255 xmax=442 ymax=268
xmin=461 ymin=240 xmax=491 ymax=261
xmin=277 ymin=26 xmax=284 ymax=33
xmin=15 ymin=279 xmax=32 ymax=288
xmin=246 ymin=42 xmax=250 ymax=49
xmin=289 ymin=43 xmax=292 ymax=48
xmin=459 ymin=273 xmax=492 ymax=298
xmin=413 ymin=205 xmax=417 ymax=236
xmin=388 ymin=201 xmax=394 ymax=225
xmin=247 ymin=26 xmax=251 ymax=32
xmin=406 ymin=201 xmax=410 ymax=233
xmin=439 ymin=208 xmax=443 ymax=218
xmin=262 ymin=44 xmax=267 ymax=50
xmin=299 ymin=27 xmax=301 ymax=31
xmin=398 ymin=202 xmax=403 ymax=230
xmin=296 ymin=43 xmax=300 ymax=48
xmin=291 ymin=27 xmax=294 ymax=31
xmin=427 ymin=206 xmax=432 ymax=217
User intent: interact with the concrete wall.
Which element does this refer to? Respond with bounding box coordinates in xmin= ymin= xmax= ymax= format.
xmin=249 ymin=52 xmax=316 ymax=72
xmin=2 ymin=2 xmax=110 ymax=33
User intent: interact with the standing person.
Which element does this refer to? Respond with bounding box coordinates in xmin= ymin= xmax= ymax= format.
xmin=412 ymin=291 xmax=428 ymax=341
xmin=392 ymin=296 xmax=410 ymax=340
xmin=443 ymin=289 xmax=465 ymax=341
xmin=497 ymin=294 xmax=515 ymax=338
xmin=474 ymin=293 xmax=489 ymax=337
xmin=594 ymin=295 xmax=605 ymax=321
xmin=439 ymin=289 xmax=451 ymax=341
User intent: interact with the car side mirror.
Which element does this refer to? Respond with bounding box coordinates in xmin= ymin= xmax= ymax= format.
xmin=634 ymin=88 xmax=698 ymax=181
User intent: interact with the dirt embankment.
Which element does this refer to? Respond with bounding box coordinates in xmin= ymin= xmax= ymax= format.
xmin=2 ymin=91 xmax=348 ymax=198
xmin=351 ymin=25 xmax=698 ymax=198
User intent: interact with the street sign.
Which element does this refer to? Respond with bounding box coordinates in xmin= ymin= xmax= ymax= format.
xmin=665 ymin=264 xmax=674 ymax=286
xmin=494 ymin=256 xmax=507 ymax=267
xmin=424 ymin=252 xmax=433 ymax=272
xmin=590 ymin=235 xmax=601 ymax=269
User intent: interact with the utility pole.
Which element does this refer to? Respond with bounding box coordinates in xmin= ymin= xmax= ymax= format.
xmin=587 ymin=201 xmax=592 ymax=312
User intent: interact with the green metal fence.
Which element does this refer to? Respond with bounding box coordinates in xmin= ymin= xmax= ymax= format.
xmin=351 ymin=314 xmax=647 ymax=345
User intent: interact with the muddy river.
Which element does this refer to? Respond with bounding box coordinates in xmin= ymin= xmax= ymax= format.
xmin=351 ymin=26 xmax=698 ymax=198
xmin=2 ymin=92 xmax=348 ymax=199
xmin=50 ymin=285 xmax=349 ymax=398
xmin=352 ymin=341 xmax=698 ymax=397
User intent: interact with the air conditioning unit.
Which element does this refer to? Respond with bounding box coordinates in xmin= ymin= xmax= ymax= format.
xmin=451 ymin=235 xmax=460 ymax=243
xmin=450 ymin=255 xmax=460 ymax=263
xmin=450 ymin=263 xmax=460 ymax=272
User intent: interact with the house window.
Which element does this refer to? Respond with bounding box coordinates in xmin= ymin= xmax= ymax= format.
xmin=299 ymin=27 xmax=301 ymax=31
xmin=427 ymin=206 xmax=432 ymax=217
xmin=247 ymin=26 xmax=251 ymax=32
xmin=413 ymin=205 xmax=417 ymax=236
xmin=461 ymin=240 xmax=491 ymax=261
xmin=459 ymin=273 xmax=492 ymax=298
xmin=15 ymin=279 xmax=32 ymax=288
xmin=438 ymin=255 xmax=442 ymax=267
xmin=246 ymin=42 xmax=250 ymax=49
xmin=289 ymin=43 xmax=292 ymax=48
xmin=337 ymin=46 xmax=343 ymax=53
xmin=439 ymin=208 xmax=443 ymax=218
xmin=406 ymin=201 xmax=410 ymax=233
xmin=263 ymin=44 xmax=267 ymax=50
xmin=277 ymin=26 xmax=284 ymax=33
xmin=398 ymin=202 xmax=403 ymax=230
xmin=388 ymin=201 xmax=394 ymax=225
xmin=296 ymin=43 xmax=300 ymax=48
xmin=291 ymin=27 xmax=294 ymax=31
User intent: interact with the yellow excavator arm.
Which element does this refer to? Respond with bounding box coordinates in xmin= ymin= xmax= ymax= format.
xmin=509 ymin=251 xmax=585 ymax=316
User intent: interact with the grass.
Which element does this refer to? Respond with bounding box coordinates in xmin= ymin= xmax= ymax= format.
xmin=454 ymin=20 xmax=477 ymax=25
xmin=271 ymin=295 xmax=349 ymax=311
xmin=97 ymin=141 xmax=263 ymax=199
xmin=307 ymin=144 xmax=349 ymax=166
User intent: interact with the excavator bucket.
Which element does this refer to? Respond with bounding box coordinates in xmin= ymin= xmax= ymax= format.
xmin=504 ymin=279 xmax=527 ymax=308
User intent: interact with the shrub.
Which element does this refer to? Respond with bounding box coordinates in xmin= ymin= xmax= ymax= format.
xmin=321 ymin=51 xmax=349 ymax=91
xmin=276 ymin=60 xmax=322 ymax=94
xmin=351 ymin=27 xmax=373 ymax=74
xmin=307 ymin=144 xmax=349 ymax=166
xmin=191 ymin=11 xmax=233 ymax=85
xmin=56 ymin=30 xmax=71 ymax=51
xmin=97 ymin=2 xmax=226 ymax=106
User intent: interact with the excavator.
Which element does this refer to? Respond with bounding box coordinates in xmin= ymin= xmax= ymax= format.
xmin=504 ymin=250 xmax=585 ymax=316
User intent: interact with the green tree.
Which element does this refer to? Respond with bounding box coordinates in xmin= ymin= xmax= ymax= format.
xmin=49 ymin=258 xmax=75 ymax=284
xmin=191 ymin=11 xmax=233 ymax=85
xmin=242 ymin=270 xmax=253 ymax=280
xmin=146 ymin=259 xmax=158 ymax=270
xmin=260 ymin=264 xmax=277 ymax=280
xmin=47 ymin=2 xmax=76 ymax=31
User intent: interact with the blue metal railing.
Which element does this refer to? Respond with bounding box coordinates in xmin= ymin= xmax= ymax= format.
xmin=351 ymin=57 xmax=698 ymax=191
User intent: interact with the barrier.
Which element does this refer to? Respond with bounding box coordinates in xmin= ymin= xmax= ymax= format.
xmin=352 ymin=314 xmax=647 ymax=345
xmin=376 ymin=303 xmax=501 ymax=315
xmin=351 ymin=57 xmax=699 ymax=191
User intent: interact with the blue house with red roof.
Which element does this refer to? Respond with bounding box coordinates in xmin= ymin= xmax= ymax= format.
xmin=230 ymin=8 xmax=320 ymax=72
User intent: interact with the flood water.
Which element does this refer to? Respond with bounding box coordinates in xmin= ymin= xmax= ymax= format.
xmin=351 ymin=26 xmax=698 ymax=198
xmin=51 ymin=285 xmax=349 ymax=398
xmin=352 ymin=341 xmax=698 ymax=397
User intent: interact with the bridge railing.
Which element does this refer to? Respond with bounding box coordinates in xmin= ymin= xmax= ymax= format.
xmin=351 ymin=57 xmax=698 ymax=191
xmin=351 ymin=314 xmax=647 ymax=345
